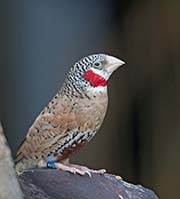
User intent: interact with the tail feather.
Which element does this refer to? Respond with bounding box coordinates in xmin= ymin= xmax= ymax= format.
xmin=15 ymin=152 xmax=29 ymax=173
xmin=15 ymin=156 xmax=37 ymax=173
xmin=15 ymin=151 xmax=24 ymax=165
xmin=15 ymin=160 xmax=27 ymax=174
xmin=16 ymin=136 xmax=27 ymax=156
xmin=15 ymin=146 xmax=33 ymax=173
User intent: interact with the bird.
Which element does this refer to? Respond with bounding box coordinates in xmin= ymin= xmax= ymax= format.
xmin=15 ymin=54 xmax=125 ymax=176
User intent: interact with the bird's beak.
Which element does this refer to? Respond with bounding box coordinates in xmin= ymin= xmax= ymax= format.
xmin=105 ymin=55 xmax=125 ymax=73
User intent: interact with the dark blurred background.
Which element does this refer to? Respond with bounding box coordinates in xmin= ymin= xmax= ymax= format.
xmin=0 ymin=0 xmax=180 ymax=198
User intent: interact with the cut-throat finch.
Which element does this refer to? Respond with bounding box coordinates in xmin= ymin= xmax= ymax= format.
xmin=15 ymin=54 xmax=125 ymax=176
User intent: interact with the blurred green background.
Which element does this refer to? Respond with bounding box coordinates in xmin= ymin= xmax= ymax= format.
xmin=0 ymin=0 xmax=180 ymax=198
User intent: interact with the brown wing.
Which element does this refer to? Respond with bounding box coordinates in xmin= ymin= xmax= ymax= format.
xmin=16 ymin=97 xmax=75 ymax=161
xmin=15 ymin=95 xmax=103 ymax=163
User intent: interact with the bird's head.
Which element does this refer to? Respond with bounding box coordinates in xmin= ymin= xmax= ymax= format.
xmin=62 ymin=54 xmax=125 ymax=96
xmin=70 ymin=54 xmax=125 ymax=86
xmin=82 ymin=54 xmax=125 ymax=87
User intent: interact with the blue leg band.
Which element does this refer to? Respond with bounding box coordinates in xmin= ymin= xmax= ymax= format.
xmin=47 ymin=161 xmax=56 ymax=169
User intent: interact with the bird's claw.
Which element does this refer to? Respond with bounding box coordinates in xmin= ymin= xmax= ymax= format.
xmin=91 ymin=169 xmax=106 ymax=174
xmin=67 ymin=164 xmax=106 ymax=176
xmin=84 ymin=171 xmax=92 ymax=177
xmin=47 ymin=161 xmax=105 ymax=177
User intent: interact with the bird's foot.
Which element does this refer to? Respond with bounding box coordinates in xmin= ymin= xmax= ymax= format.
xmin=47 ymin=161 xmax=92 ymax=176
xmin=68 ymin=164 xmax=106 ymax=176
xmin=47 ymin=161 xmax=106 ymax=177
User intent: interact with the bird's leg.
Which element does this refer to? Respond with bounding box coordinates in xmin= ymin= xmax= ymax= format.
xmin=46 ymin=161 xmax=106 ymax=177
xmin=61 ymin=158 xmax=106 ymax=174
xmin=47 ymin=161 xmax=92 ymax=176
xmin=66 ymin=163 xmax=106 ymax=175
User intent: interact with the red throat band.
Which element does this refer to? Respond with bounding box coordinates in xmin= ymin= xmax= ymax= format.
xmin=83 ymin=69 xmax=107 ymax=87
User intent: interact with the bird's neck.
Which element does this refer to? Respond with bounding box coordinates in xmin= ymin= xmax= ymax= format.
xmin=60 ymin=80 xmax=107 ymax=99
xmin=86 ymin=85 xmax=107 ymax=96
xmin=60 ymin=69 xmax=108 ymax=99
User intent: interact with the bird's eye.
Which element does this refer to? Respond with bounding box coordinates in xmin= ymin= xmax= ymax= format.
xmin=93 ymin=61 xmax=102 ymax=68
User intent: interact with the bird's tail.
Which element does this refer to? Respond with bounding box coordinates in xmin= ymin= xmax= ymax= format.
xmin=15 ymin=152 xmax=36 ymax=173
xmin=15 ymin=152 xmax=28 ymax=173
xmin=15 ymin=160 xmax=27 ymax=174
xmin=15 ymin=137 xmax=33 ymax=173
